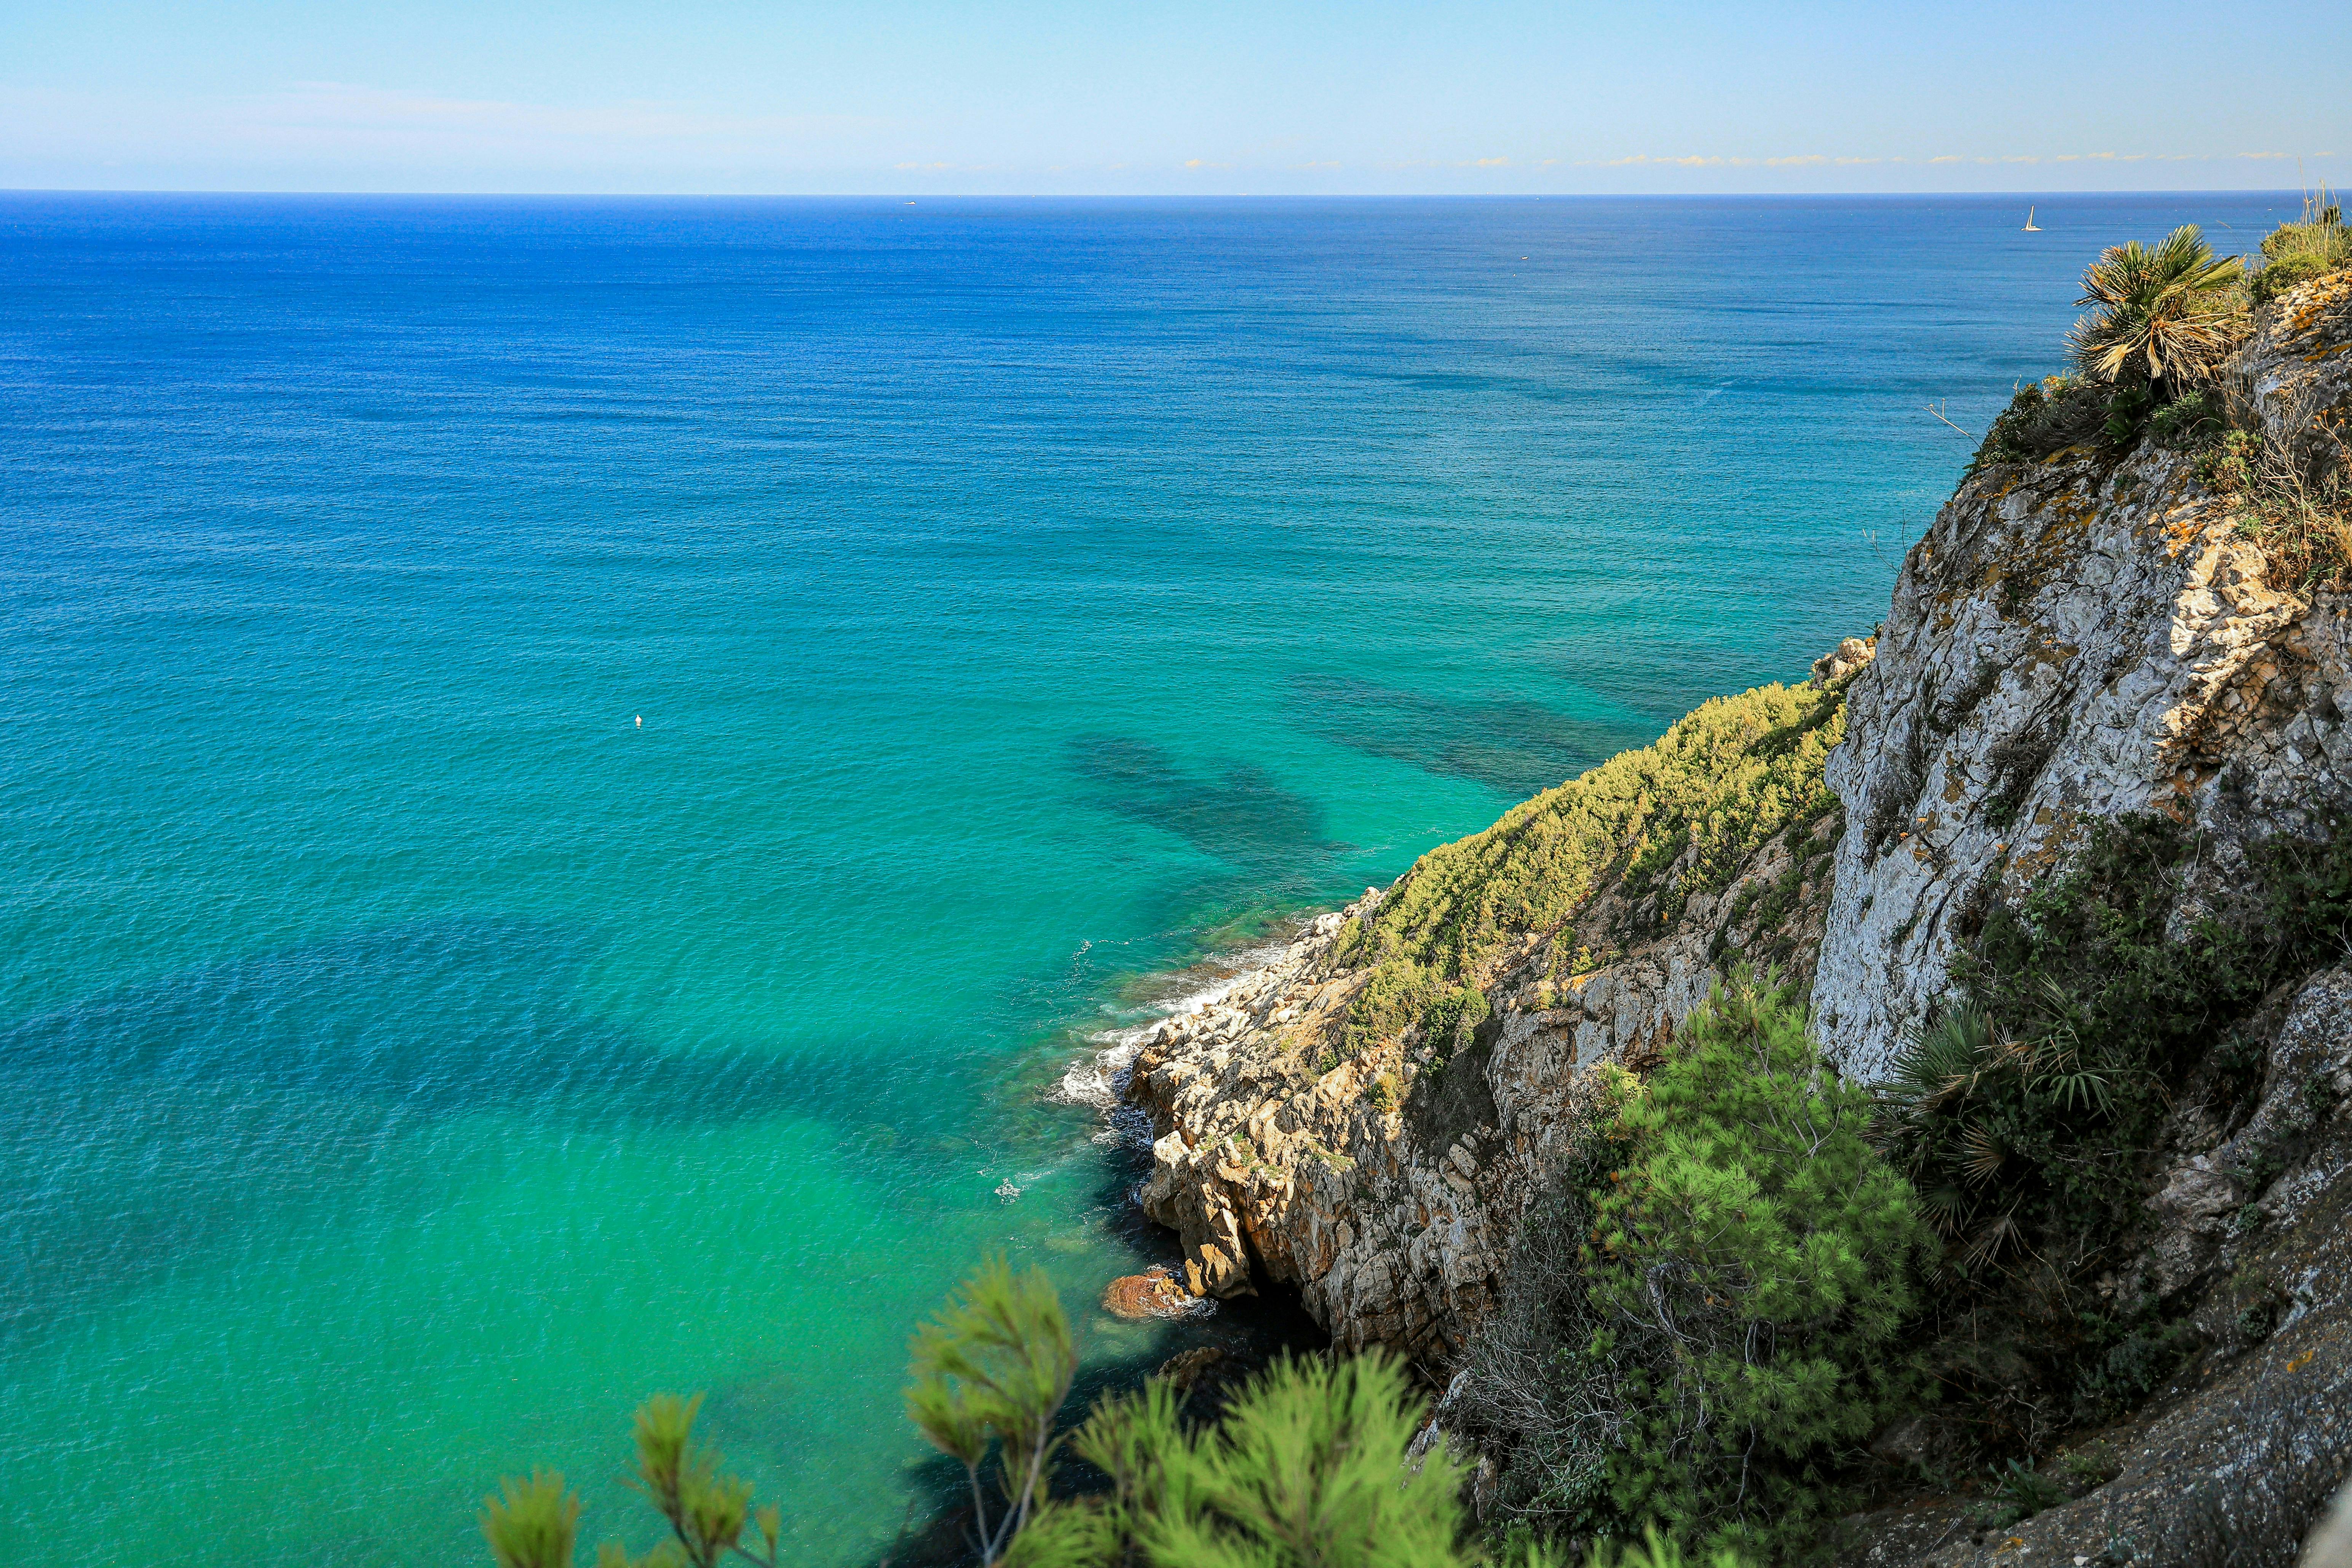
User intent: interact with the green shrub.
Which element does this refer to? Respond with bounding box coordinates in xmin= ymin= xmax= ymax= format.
xmin=1459 ymin=974 xmax=1930 ymax=1562
xmin=2071 ymin=1317 xmax=2198 ymax=1422
xmin=1596 ymin=977 xmax=1931 ymax=1557
xmin=2196 ymin=428 xmax=2259 ymax=493
xmin=1970 ymin=375 xmax=2110 ymax=471
xmin=1583 ymin=1528 xmax=1747 ymax=1568
xmin=2259 ymin=196 xmax=2343 ymax=260
xmin=1881 ymin=814 xmax=2352 ymax=1443
xmin=2150 ymin=388 xmax=2226 ymax=450
xmin=1963 ymin=816 xmax=2350 ymax=1231
xmin=1977 ymin=1459 xmax=2071 ymax=1528
xmin=482 ymin=1473 xmax=584 ymax=1568
xmin=1038 ymin=1352 xmax=1496 ymax=1568
xmin=1341 ymin=683 xmax=1846 ymax=1054
xmin=2101 ymin=383 xmax=2156 ymax=447
xmin=1423 ymin=984 xmax=1493 ymax=1061
xmin=2250 ymin=250 xmax=2337 ymax=307
xmin=2251 ymin=193 xmax=2348 ymax=305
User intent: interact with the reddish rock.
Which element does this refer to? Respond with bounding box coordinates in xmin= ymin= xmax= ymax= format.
xmin=1101 ymin=1265 xmax=1196 ymax=1320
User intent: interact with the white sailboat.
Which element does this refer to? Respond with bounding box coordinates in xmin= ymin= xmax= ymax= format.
xmin=2023 ymin=206 xmax=2042 ymax=232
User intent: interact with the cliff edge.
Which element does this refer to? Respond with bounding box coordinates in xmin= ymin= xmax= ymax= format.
xmin=1815 ymin=272 xmax=2352 ymax=1079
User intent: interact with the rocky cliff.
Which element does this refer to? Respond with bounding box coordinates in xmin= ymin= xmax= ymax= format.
xmin=1819 ymin=270 xmax=2352 ymax=1568
xmin=1814 ymin=272 xmax=2352 ymax=1081
xmin=1119 ymin=268 xmax=2352 ymax=1559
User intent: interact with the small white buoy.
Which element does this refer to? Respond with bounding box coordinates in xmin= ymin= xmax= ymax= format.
xmin=635 ymin=715 xmax=642 ymax=728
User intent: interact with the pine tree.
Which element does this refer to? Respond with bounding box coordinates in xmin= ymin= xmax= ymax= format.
xmin=1587 ymin=974 xmax=1930 ymax=1558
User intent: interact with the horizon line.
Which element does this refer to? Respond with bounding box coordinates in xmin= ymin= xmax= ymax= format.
xmin=0 ymin=185 xmax=2328 ymax=201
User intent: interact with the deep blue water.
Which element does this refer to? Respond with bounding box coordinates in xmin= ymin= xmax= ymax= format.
xmin=0 ymin=192 xmax=2306 ymax=1565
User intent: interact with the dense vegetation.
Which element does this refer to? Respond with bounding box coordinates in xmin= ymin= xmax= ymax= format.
xmin=1445 ymin=814 xmax=2352 ymax=1560
xmin=1971 ymin=203 xmax=2352 ymax=589
xmin=1457 ymin=976 xmax=1928 ymax=1560
xmin=2249 ymin=195 xmax=2352 ymax=305
xmin=1333 ymin=680 xmax=1847 ymax=1054
xmin=1878 ymin=815 xmax=2352 ymax=1447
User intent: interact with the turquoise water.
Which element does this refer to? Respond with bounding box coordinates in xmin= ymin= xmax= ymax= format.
xmin=0 ymin=192 xmax=2304 ymax=1565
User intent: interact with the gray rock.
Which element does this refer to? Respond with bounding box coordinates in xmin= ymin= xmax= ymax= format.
xmin=1815 ymin=302 xmax=2352 ymax=1080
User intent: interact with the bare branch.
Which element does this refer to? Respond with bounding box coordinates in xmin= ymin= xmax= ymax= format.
xmin=1926 ymin=401 xmax=1981 ymax=441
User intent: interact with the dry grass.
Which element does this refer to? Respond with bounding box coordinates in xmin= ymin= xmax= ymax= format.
xmin=2251 ymin=188 xmax=2352 ymax=307
xmin=2207 ymin=371 xmax=2352 ymax=594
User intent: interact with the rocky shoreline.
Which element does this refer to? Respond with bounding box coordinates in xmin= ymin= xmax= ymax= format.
xmin=1093 ymin=707 xmax=1855 ymax=1361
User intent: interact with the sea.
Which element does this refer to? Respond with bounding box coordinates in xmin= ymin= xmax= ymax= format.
xmin=0 ymin=190 xmax=2305 ymax=1565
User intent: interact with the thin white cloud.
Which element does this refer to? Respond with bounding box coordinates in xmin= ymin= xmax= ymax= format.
xmin=1574 ymin=148 xmax=2325 ymax=169
xmin=237 ymin=81 xmax=886 ymax=147
xmin=2 ymin=79 xmax=2332 ymax=192
xmin=0 ymin=80 xmax=895 ymax=176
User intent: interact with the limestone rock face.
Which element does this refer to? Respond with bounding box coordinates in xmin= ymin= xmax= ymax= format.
xmin=1814 ymin=289 xmax=2352 ymax=1081
xmin=1809 ymin=271 xmax=2352 ymax=1568
xmin=1812 ymin=636 xmax=1876 ymax=687
xmin=2135 ymin=963 xmax=2352 ymax=1306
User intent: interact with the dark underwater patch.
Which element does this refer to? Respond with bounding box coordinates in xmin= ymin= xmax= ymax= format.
xmin=1062 ymin=736 xmax=1328 ymax=877
xmin=1289 ymin=673 xmax=1637 ymax=798
xmin=0 ymin=917 xmax=797 ymax=1122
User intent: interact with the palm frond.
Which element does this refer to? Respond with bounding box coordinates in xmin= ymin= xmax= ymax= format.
xmin=2068 ymin=225 xmax=2246 ymax=386
xmin=1960 ymin=1121 xmax=2009 ymax=1188
xmin=2042 ymin=1068 xmax=2111 ymax=1113
xmin=1918 ymin=1182 xmax=1974 ymax=1239
xmin=1961 ymin=1209 xmax=2027 ymax=1271
xmin=1889 ymin=1005 xmax=1996 ymax=1113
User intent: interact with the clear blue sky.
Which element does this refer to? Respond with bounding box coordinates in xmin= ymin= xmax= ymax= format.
xmin=3 ymin=0 xmax=2344 ymax=195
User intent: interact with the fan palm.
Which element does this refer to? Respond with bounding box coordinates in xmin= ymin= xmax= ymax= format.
xmin=1880 ymin=1003 xmax=2000 ymax=1124
xmin=2068 ymin=225 xmax=2244 ymax=391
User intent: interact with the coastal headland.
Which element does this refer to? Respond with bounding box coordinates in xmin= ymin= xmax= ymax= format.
xmin=1106 ymin=260 xmax=2352 ymax=1563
